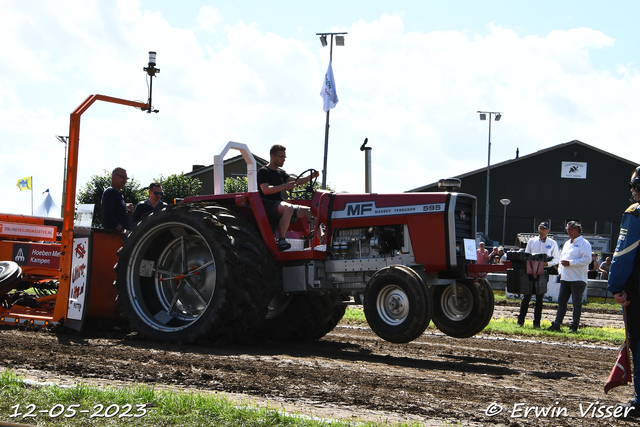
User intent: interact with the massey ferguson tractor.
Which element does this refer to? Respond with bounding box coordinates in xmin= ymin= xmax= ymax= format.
xmin=0 ymin=56 xmax=498 ymax=345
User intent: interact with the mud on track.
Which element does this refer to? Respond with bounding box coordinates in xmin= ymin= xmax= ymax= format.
xmin=1 ymin=304 xmax=636 ymax=426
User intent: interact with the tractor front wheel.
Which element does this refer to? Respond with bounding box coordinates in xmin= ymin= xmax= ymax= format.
xmin=431 ymin=279 xmax=494 ymax=338
xmin=364 ymin=265 xmax=432 ymax=343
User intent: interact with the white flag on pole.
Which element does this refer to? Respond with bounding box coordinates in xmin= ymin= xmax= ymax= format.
xmin=320 ymin=60 xmax=339 ymax=112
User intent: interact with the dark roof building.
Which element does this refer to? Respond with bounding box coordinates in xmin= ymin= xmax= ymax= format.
xmin=185 ymin=154 xmax=268 ymax=195
xmin=410 ymin=140 xmax=637 ymax=251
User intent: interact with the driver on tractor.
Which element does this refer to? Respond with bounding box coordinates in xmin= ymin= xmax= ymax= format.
xmin=257 ymin=144 xmax=319 ymax=251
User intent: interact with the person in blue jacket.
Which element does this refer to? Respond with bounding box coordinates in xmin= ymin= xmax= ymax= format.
xmin=608 ymin=166 xmax=640 ymax=417
xmin=101 ymin=167 xmax=131 ymax=233
xmin=131 ymin=182 xmax=167 ymax=225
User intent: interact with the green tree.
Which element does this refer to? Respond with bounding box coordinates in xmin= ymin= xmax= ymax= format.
xmin=224 ymin=176 xmax=248 ymax=194
xmin=76 ymin=170 xmax=145 ymax=228
xmin=153 ymin=174 xmax=202 ymax=204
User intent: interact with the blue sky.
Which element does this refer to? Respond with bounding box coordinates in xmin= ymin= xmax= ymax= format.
xmin=2 ymin=0 xmax=640 ymax=216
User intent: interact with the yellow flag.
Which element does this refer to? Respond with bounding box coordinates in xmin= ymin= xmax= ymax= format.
xmin=16 ymin=176 xmax=32 ymax=191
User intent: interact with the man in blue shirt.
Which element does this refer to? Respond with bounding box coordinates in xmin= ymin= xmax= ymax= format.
xmin=607 ymin=167 xmax=640 ymax=417
xmin=131 ymin=182 xmax=167 ymax=225
xmin=101 ymin=167 xmax=131 ymax=233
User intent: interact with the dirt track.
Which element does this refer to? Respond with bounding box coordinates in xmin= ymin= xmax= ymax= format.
xmin=1 ymin=303 xmax=637 ymax=426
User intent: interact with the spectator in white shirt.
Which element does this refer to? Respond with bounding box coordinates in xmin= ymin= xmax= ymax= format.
xmin=517 ymin=222 xmax=559 ymax=328
xmin=548 ymin=221 xmax=592 ymax=333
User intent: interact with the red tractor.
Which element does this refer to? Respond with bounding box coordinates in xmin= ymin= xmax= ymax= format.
xmin=0 ymin=60 xmax=498 ymax=345
xmin=114 ymin=142 xmax=497 ymax=344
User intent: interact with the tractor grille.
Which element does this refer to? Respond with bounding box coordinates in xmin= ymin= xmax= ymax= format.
xmin=454 ymin=195 xmax=475 ymax=241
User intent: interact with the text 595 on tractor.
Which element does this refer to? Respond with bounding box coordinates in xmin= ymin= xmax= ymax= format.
xmin=0 ymin=55 xmax=502 ymax=344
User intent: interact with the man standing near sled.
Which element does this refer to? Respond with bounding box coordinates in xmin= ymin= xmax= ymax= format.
xmin=517 ymin=222 xmax=559 ymax=328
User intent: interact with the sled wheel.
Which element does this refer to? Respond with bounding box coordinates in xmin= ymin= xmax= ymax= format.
xmin=0 ymin=261 xmax=22 ymax=296
xmin=116 ymin=203 xmax=275 ymax=345
xmin=255 ymin=292 xmax=346 ymax=341
xmin=364 ymin=265 xmax=432 ymax=343
xmin=431 ymin=279 xmax=494 ymax=338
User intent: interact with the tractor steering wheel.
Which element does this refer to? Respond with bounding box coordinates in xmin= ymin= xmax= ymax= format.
xmin=290 ymin=169 xmax=318 ymax=200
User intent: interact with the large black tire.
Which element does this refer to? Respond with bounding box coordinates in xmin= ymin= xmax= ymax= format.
xmin=363 ymin=265 xmax=432 ymax=343
xmin=0 ymin=261 xmax=21 ymax=296
xmin=431 ymin=279 xmax=494 ymax=338
xmin=255 ymin=292 xmax=347 ymax=341
xmin=115 ymin=203 xmax=276 ymax=345
xmin=477 ymin=278 xmax=495 ymax=330
xmin=200 ymin=204 xmax=279 ymax=329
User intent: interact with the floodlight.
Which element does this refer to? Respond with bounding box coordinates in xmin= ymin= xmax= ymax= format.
xmin=479 ymin=113 xmax=486 ymax=120
xmin=335 ymin=35 xmax=345 ymax=46
xmin=319 ymin=35 xmax=328 ymax=47
xmin=495 ymin=113 xmax=502 ymax=121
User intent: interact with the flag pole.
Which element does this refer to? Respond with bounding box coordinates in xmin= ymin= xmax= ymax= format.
xmin=321 ymin=34 xmax=334 ymax=190
xmin=623 ymin=305 xmax=630 ymax=367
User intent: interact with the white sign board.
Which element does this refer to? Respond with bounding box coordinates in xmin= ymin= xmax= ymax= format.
xmin=67 ymin=237 xmax=90 ymax=321
xmin=0 ymin=221 xmax=56 ymax=241
xmin=561 ymin=161 xmax=587 ymax=179
xmin=464 ymin=238 xmax=477 ymax=261
xmin=75 ymin=204 xmax=94 ymax=228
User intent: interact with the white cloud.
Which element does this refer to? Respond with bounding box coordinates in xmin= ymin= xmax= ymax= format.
xmin=196 ymin=6 xmax=223 ymax=32
xmin=1 ymin=4 xmax=639 ymax=218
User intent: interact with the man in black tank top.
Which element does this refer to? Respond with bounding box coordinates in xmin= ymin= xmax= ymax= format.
xmin=257 ymin=145 xmax=319 ymax=251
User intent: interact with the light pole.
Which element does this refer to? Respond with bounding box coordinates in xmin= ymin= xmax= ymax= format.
xmin=317 ymin=31 xmax=346 ymax=189
xmin=500 ymin=198 xmax=511 ymax=245
xmin=56 ymin=135 xmax=68 ymax=218
xmin=478 ymin=111 xmax=502 ymax=238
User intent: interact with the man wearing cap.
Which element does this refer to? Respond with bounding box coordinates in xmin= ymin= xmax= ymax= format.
xmin=476 ymin=242 xmax=489 ymax=264
xmin=548 ymin=221 xmax=592 ymax=333
xmin=498 ymin=246 xmax=507 ymax=264
xmin=518 ymin=222 xmax=560 ymax=328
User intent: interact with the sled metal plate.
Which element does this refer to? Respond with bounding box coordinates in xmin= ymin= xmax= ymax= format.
xmin=140 ymin=259 xmax=155 ymax=277
xmin=283 ymin=264 xmax=309 ymax=292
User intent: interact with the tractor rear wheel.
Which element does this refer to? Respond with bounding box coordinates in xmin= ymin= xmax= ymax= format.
xmin=363 ymin=265 xmax=432 ymax=343
xmin=431 ymin=279 xmax=494 ymax=338
xmin=255 ymin=292 xmax=347 ymax=341
xmin=115 ymin=204 xmax=275 ymax=345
